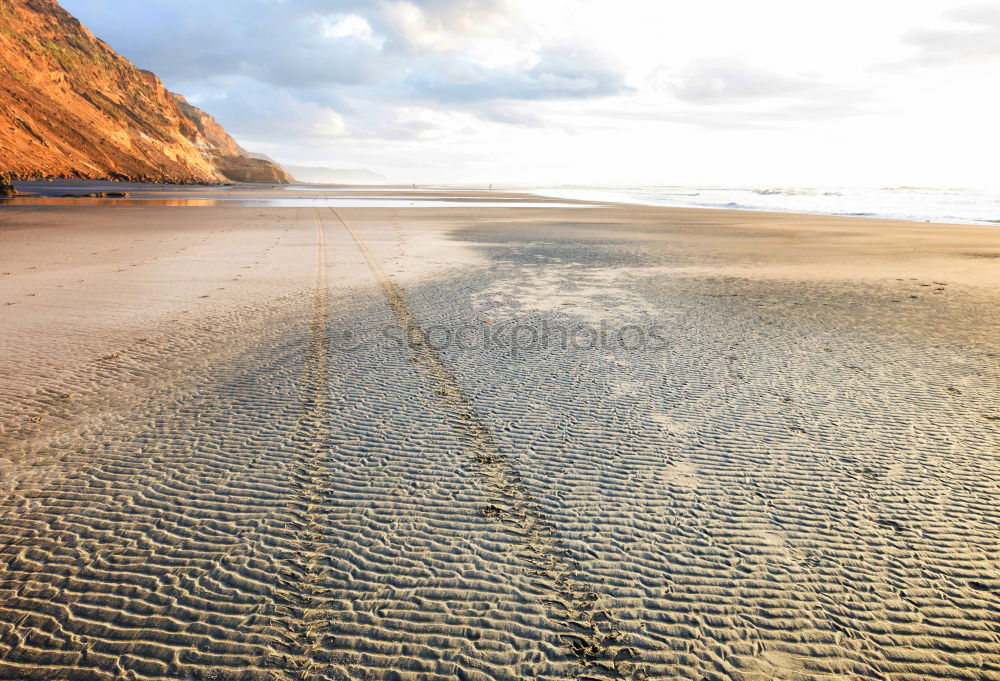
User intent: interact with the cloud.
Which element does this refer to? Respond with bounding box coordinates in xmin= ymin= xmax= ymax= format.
xmin=178 ymin=77 xmax=350 ymax=140
xmin=468 ymin=102 xmax=547 ymax=127
xmin=618 ymin=57 xmax=865 ymax=131
xmin=405 ymin=49 xmax=629 ymax=102
xmin=595 ymin=98 xmax=869 ymax=132
xmin=881 ymin=3 xmax=1000 ymax=70
xmin=664 ymin=58 xmax=820 ymax=104
xmin=375 ymin=0 xmax=516 ymax=53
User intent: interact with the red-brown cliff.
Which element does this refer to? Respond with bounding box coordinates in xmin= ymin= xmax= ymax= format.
xmin=0 ymin=0 xmax=290 ymax=183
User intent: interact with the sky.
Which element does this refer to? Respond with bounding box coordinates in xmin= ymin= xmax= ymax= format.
xmin=60 ymin=0 xmax=1000 ymax=187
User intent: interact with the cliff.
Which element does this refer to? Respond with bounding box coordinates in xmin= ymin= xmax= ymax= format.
xmin=0 ymin=0 xmax=290 ymax=184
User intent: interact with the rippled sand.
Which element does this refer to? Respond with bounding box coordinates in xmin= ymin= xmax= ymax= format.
xmin=1 ymin=191 xmax=999 ymax=680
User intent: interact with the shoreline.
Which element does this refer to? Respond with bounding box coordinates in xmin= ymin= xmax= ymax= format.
xmin=5 ymin=179 xmax=1000 ymax=227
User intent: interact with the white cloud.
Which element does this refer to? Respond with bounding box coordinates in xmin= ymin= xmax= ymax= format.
xmin=901 ymin=3 xmax=1000 ymax=66
xmin=665 ymin=58 xmax=820 ymax=104
xmin=320 ymin=14 xmax=382 ymax=47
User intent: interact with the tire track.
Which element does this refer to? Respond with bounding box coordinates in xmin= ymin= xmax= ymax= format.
xmin=0 ymin=209 xmax=339 ymax=680
xmin=260 ymin=208 xmax=338 ymax=681
xmin=326 ymin=208 xmax=645 ymax=680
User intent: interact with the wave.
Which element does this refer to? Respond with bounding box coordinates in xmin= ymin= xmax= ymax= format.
xmin=521 ymin=185 xmax=1000 ymax=226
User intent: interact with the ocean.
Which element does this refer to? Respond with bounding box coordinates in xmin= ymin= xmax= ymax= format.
xmin=522 ymin=185 xmax=1000 ymax=226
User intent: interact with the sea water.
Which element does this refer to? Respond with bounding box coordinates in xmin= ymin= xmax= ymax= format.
xmin=522 ymin=185 xmax=1000 ymax=225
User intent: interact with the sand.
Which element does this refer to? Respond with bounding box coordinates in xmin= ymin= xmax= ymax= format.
xmin=0 ymin=186 xmax=998 ymax=680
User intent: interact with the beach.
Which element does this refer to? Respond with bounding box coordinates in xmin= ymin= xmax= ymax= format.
xmin=1 ymin=186 xmax=999 ymax=681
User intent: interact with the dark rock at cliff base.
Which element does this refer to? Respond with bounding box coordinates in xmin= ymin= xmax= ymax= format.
xmin=58 ymin=192 xmax=130 ymax=198
xmin=0 ymin=173 xmax=18 ymax=197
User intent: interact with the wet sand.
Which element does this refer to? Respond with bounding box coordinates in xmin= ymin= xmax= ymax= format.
xmin=1 ymin=188 xmax=999 ymax=680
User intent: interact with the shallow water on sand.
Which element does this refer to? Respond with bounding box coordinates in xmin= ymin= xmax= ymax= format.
xmin=1 ymin=196 xmax=587 ymax=208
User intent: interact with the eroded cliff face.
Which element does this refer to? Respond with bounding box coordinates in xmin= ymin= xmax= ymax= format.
xmin=171 ymin=94 xmax=293 ymax=183
xmin=0 ymin=0 xmax=290 ymax=184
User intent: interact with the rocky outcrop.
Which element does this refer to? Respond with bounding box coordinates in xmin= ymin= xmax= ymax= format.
xmin=0 ymin=0 xmax=289 ymax=184
xmin=0 ymin=173 xmax=18 ymax=197
xmin=212 ymin=155 xmax=295 ymax=184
